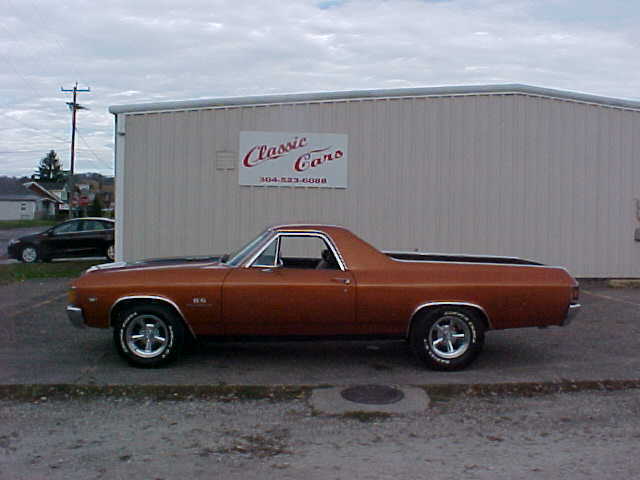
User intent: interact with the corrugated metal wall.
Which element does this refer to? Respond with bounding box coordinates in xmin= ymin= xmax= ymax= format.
xmin=117 ymin=93 xmax=640 ymax=277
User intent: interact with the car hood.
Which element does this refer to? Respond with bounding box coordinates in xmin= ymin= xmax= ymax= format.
xmin=86 ymin=255 xmax=226 ymax=273
xmin=16 ymin=230 xmax=49 ymax=242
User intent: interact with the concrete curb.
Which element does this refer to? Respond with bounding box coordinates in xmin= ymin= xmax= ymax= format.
xmin=1 ymin=380 xmax=639 ymax=402
xmin=608 ymin=279 xmax=640 ymax=288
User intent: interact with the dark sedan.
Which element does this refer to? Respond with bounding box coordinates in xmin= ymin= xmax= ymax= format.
xmin=7 ymin=217 xmax=115 ymax=263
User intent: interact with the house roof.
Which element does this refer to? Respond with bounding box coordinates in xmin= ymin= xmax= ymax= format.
xmin=23 ymin=182 xmax=63 ymax=203
xmin=109 ymin=83 xmax=640 ymax=115
xmin=0 ymin=195 xmax=38 ymax=202
xmin=0 ymin=178 xmax=39 ymax=202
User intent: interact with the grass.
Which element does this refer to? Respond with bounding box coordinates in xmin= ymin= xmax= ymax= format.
xmin=0 ymin=260 xmax=103 ymax=285
xmin=0 ymin=219 xmax=58 ymax=230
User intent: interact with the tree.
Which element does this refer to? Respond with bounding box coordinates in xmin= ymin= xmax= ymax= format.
xmin=88 ymin=195 xmax=103 ymax=217
xmin=36 ymin=150 xmax=65 ymax=182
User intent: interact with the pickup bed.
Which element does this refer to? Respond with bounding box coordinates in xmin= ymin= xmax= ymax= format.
xmin=67 ymin=224 xmax=580 ymax=370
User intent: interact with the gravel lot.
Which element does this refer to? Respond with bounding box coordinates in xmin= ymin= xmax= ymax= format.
xmin=1 ymin=389 xmax=639 ymax=480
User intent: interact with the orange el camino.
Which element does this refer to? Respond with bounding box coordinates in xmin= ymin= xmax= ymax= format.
xmin=66 ymin=224 xmax=580 ymax=370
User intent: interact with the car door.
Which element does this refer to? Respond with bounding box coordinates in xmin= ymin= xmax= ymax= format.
xmin=76 ymin=219 xmax=111 ymax=255
xmin=45 ymin=219 xmax=84 ymax=257
xmin=222 ymin=233 xmax=359 ymax=336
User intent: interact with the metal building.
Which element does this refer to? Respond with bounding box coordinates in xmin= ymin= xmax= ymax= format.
xmin=109 ymin=84 xmax=640 ymax=277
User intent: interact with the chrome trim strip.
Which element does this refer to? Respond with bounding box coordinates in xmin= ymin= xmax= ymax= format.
xmin=268 ymin=223 xmax=346 ymax=230
xmin=66 ymin=305 xmax=85 ymax=329
xmin=385 ymin=250 xmax=529 ymax=260
xmin=108 ymin=295 xmax=195 ymax=337
xmin=406 ymin=301 xmax=493 ymax=337
xmin=244 ymin=231 xmax=347 ymax=271
xmin=389 ymin=256 xmax=569 ymax=271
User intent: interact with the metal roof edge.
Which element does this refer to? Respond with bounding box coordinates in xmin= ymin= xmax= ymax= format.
xmin=108 ymin=83 xmax=640 ymax=114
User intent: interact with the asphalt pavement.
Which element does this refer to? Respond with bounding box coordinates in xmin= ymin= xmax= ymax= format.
xmin=1 ymin=278 xmax=638 ymax=387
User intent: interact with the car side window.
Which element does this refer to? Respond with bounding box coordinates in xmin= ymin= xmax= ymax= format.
xmin=52 ymin=221 xmax=81 ymax=235
xmin=278 ymin=235 xmax=340 ymax=270
xmin=252 ymin=237 xmax=279 ymax=267
xmin=83 ymin=220 xmax=107 ymax=231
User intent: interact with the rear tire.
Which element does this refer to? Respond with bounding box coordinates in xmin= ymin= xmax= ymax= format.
xmin=114 ymin=304 xmax=185 ymax=368
xmin=410 ymin=306 xmax=485 ymax=371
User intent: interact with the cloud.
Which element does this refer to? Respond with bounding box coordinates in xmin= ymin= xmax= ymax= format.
xmin=1 ymin=0 xmax=639 ymax=176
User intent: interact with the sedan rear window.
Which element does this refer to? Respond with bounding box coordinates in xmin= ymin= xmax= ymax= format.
xmin=83 ymin=220 xmax=108 ymax=231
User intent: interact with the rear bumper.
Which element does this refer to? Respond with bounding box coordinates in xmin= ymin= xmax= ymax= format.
xmin=66 ymin=305 xmax=86 ymax=328
xmin=561 ymin=302 xmax=581 ymax=326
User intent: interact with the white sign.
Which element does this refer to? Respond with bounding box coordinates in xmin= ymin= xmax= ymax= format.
xmin=239 ymin=131 xmax=348 ymax=188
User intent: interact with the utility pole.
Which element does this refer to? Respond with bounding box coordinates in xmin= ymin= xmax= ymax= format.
xmin=61 ymin=82 xmax=90 ymax=218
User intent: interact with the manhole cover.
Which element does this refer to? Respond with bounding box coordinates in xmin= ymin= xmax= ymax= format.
xmin=340 ymin=385 xmax=405 ymax=405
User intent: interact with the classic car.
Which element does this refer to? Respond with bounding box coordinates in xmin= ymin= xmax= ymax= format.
xmin=66 ymin=224 xmax=580 ymax=370
xmin=8 ymin=217 xmax=115 ymax=263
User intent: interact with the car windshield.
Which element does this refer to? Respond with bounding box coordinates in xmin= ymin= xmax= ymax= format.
xmin=224 ymin=230 xmax=272 ymax=266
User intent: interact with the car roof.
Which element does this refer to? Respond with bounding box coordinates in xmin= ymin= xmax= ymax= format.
xmin=65 ymin=217 xmax=114 ymax=222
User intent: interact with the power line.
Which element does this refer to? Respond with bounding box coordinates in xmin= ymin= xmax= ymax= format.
xmin=0 ymin=148 xmax=70 ymax=154
xmin=76 ymin=129 xmax=114 ymax=170
xmin=0 ymin=113 xmax=70 ymax=143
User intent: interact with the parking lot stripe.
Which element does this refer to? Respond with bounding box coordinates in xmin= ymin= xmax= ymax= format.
xmin=7 ymin=293 xmax=67 ymax=319
xmin=581 ymin=289 xmax=640 ymax=307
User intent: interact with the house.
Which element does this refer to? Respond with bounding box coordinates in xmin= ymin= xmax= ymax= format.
xmin=37 ymin=181 xmax=69 ymax=212
xmin=0 ymin=178 xmax=62 ymax=220
xmin=23 ymin=182 xmax=63 ymax=216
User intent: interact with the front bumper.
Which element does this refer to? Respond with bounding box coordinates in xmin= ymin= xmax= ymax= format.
xmin=561 ymin=302 xmax=581 ymax=326
xmin=7 ymin=243 xmax=19 ymax=259
xmin=66 ymin=305 xmax=86 ymax=328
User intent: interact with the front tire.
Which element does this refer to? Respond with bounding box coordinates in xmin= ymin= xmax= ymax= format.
xmin=410 ymin=307 xmax=485 ymax=371
xmin=114 ymin=305 xmax=185 ymax=368
xmin=20 ymin=245 xmax=39 ymax=263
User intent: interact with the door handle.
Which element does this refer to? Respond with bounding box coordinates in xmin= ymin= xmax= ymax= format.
xmin=331 ymin=277 xmax=351 ymax=285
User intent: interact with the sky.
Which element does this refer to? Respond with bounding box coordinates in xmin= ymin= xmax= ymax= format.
xmin=1 ymin=0 xmax=639 ymax=178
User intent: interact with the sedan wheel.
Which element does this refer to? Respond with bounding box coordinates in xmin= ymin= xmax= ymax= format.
xmin=106 ymin=244 xmax=115 ymax=261
xmin=20 ymin=246 xmax=38 ymax=263
xmin=114 ymin=305 xmax=185 ymax=367
xmin=410 ymin=307 xmax=485 ymax=371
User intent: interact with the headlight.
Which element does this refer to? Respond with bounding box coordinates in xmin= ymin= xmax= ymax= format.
xmin=8 ymin=239 xmax=19 ymax=245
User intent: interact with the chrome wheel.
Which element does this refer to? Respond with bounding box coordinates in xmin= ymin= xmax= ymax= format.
xmin=426 ymin=314 xmax=471 ymax=359
xmin=124 ymin=314 xmax=169 ymax=359
xmin=106 ymin=244 xmax=115 ymax=261
xmin=21 ymin=246 xmax=38 ymax=263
